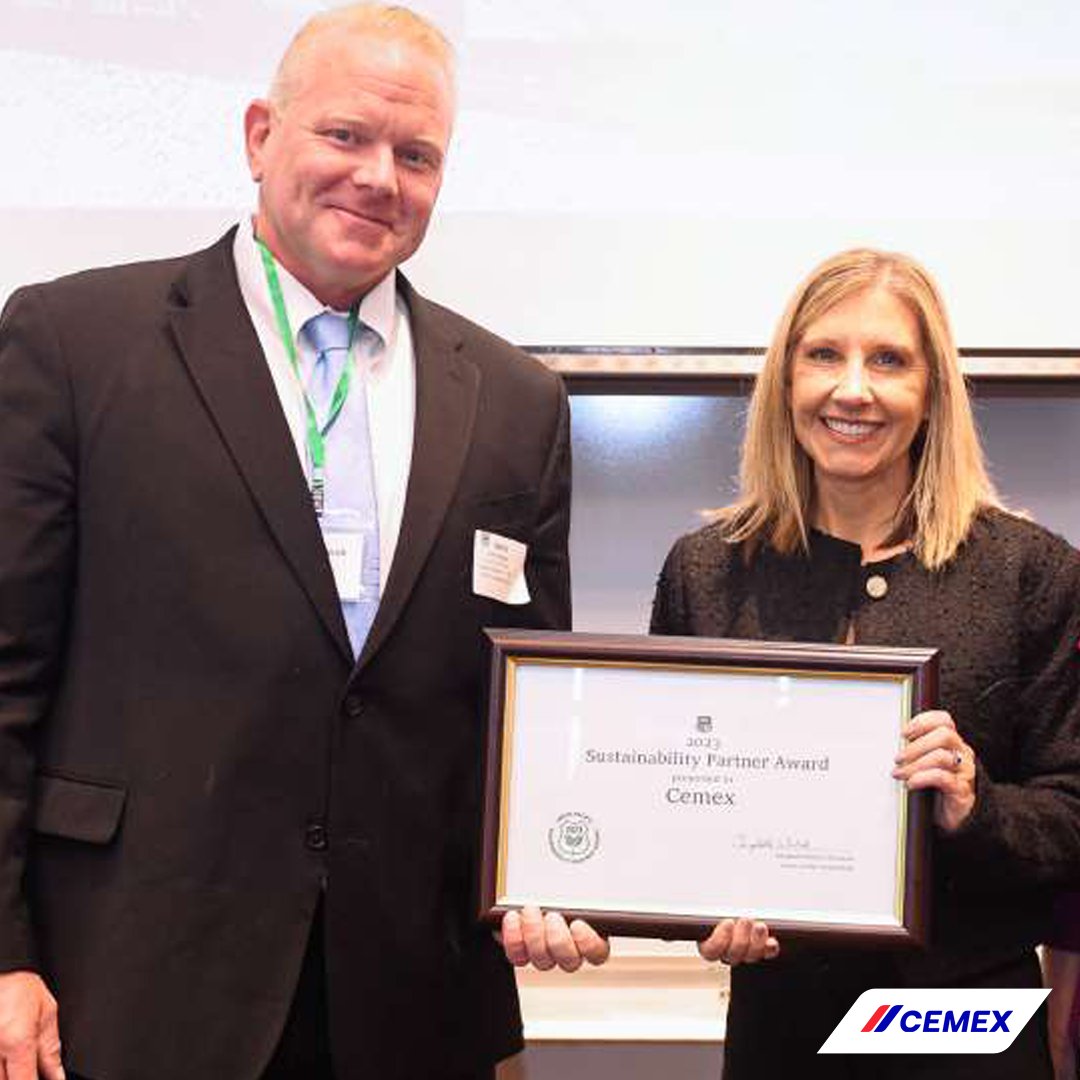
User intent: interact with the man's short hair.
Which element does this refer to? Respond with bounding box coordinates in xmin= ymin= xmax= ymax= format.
xmin=269 ymin=3 xmax=456 ymax=111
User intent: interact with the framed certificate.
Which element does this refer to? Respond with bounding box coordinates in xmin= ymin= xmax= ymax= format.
xmin=479 ymin=630 xmax=938 ymax=946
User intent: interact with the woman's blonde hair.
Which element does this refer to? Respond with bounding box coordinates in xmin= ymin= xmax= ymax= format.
xmin=719 ymin=248 xmax=1000 ymax=569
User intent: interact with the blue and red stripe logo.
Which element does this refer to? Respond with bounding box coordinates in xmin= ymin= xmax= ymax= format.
xmin=862 ymin=1004 xmax=902 ymax=1032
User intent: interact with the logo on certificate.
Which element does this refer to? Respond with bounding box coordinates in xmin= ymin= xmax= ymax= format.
xmin=548 ymin=812 xmax=600 ymax=863
xmin=696 ymin=715 xmax=713 ymax=733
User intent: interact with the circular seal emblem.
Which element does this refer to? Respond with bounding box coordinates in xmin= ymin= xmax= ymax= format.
xmin=548 ymin=812 xmax=600 ymax=863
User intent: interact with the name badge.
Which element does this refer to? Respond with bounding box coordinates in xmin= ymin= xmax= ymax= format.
xmin=473 ymin=529 xmax=530 ymax=605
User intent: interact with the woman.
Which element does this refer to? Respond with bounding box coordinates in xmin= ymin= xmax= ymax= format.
xmin=650 ymin=249 xmax=1080 ymax=1078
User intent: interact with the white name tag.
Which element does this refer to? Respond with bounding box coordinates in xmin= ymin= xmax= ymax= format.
xmin=473 ymin=529 xmax=530 ymax=605
xmin=323 ymin=529 xmax=365 ymax=602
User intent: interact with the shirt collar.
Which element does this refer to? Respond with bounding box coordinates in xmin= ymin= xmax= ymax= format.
xmin=237 ymin=216 xmax=397 ymax=360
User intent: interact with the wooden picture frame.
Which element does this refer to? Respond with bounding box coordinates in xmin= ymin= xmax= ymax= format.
xmin=480 ymin=629 xmax=938 ymax=947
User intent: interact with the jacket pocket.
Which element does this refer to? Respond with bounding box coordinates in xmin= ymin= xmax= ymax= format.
xmin=469 ymin=488 xmax=537 ymax=526
xmin=33 ymin=772 xmax=127 ymax=844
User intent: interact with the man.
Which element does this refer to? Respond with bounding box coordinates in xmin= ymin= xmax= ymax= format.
xmin=0 ymin=6 xmax=605 ymax=1079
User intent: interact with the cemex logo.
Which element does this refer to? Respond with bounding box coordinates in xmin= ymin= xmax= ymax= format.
xmin=818 ymin=988 xmax=1049 ymax=1055
xmin=862 ymin=1004 xmax=1012 ymax=1033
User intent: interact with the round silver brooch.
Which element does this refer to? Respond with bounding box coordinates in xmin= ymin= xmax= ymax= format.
xmin=865 ymin=574 xmax=888 ymax=600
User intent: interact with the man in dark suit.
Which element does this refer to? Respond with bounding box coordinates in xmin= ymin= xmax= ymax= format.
xmin=0 ymin=5 xmax=606 ymax=1079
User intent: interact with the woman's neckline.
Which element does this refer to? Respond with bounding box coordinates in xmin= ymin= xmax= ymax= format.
xmin=807 ymin=527 xmax=913 ymax=567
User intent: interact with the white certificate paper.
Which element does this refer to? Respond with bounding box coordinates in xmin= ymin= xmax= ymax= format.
xmin=495 ymin=655 xmax=917 ymax=933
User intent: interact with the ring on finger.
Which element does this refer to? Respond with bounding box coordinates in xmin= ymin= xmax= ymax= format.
xmin=952 ymin=748 xmax=964 ymax=771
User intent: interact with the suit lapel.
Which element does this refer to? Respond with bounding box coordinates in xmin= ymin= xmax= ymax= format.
xmin=166 ymin=232 xmax=353 ymax=664
xmin=357 ymin=281 xmax=479 ymax=666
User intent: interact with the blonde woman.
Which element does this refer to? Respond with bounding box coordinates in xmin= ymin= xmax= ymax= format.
xmin=651 ymin=249 xmax=1080 ymax=1078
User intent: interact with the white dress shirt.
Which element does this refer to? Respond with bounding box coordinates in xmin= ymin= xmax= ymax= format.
xmin=233 ymin=218 xmax=415 ymax=592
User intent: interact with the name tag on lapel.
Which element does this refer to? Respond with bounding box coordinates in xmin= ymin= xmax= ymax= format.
xmin=473 ymin=529 xmax=530 ymax=605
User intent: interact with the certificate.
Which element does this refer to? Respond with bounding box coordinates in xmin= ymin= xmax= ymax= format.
xmin=479 ymin=630 xmax=937 ymax=945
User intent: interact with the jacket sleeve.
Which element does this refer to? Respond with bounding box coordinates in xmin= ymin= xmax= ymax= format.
xmin=524 ymin=376 xmax=572 ymax=633
xmin=942 ymin=529 xmax=1080 ymax=889
xmin=0 ymin=284 xmax=78 ymax=971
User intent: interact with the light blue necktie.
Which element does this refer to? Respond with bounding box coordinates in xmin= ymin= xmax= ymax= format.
xmin=301 ymin=311 xmax=380 ymax=658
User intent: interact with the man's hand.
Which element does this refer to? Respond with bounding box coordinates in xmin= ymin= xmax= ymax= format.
xmin=698 ymin=918 xmax=780 ymax=965
xmin=0 ymin=972 xmax=64 ymax=1080
xmin=499 ymin=906 xmax=610 ymax=972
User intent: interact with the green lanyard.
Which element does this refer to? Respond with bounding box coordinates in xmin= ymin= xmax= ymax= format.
xmin=257 ymin=239 xmax=359 ymax=515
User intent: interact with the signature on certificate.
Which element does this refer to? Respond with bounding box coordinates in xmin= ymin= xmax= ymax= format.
xmin=733 ymin=833 xmax=813 ymax=854
xmin=733 ymin=833 xmax=856 ymax=872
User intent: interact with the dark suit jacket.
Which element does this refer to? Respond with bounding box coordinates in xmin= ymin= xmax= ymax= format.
xmin=0 ymin=230 xmax=571 ymax=1080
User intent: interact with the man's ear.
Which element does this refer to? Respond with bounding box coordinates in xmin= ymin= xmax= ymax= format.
xmin=244 ymin=99 xmax=273 ymax=182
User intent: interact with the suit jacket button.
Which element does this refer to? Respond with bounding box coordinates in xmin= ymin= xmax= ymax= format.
xmin=344 ymin=695 xmax=363 ymax=719
xmin=305 ymin=823 xmax=328 ymax=851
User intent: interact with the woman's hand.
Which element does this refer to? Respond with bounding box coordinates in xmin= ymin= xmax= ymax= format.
xmin=698 ymin=918 xmax=779 ymax=965
xmin=498 ymin=906 xmax=611 ymax=972
xmin=893 ymin=709 xmax=976 ymax=832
